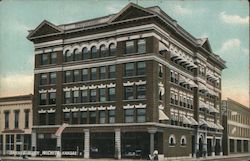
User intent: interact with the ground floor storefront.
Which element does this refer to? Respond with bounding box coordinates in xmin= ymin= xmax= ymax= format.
xmin=228 ymin=138 xmax=250 ymax=154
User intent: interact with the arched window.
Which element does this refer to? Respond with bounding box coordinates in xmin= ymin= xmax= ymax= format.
xmin=100 ymin=45 xmax=107 ymax=57
xmin=169 ymin=134 xmax=176 ymax=146
xmin=74 ymin=49 xmax=80 ymax=61
xmin=65 ymin=50 xmax=73 ymax=62
xmin=109 ymin=43 xmax=116 ymax=56
xmin=91 ymin=46 xmax=98 ymax=59
xmin=82 ymin=47 xmax=89 ymax=60
xmin=180 ymin=135 xmax=187 ymax=146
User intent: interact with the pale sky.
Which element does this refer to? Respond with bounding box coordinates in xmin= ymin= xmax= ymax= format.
xmin=0 ymin=0 xmax=249 ymax=107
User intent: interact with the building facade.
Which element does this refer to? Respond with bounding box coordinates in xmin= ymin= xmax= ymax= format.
xmin=27 ymin=3 xmax=226 ymax=159
xmin=0 ymin=95 xmax=33 ymax=156
xmin=222 ymin=99 xmax=250 ymax=155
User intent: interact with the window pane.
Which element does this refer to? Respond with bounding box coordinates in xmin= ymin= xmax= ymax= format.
xmin=74 ymin=70 xmax=81 ymax=82
xmin=40 ymin=93 xmax=47 ymax=105
xmin=100 ymin=45 xmax=108 ymax=57
xmin=90 ymin=89 xmax=96 ymax=102
xmin=109 ymin=65 xmax=116 ymax=78
xmin=125 ymin=63 xmax=134 ymax=77
xmin=99 ymin=88 xmax=106 ymax=102
xmin=51 ymin=52 xmax=57 ymax=64
xmin=80 ymin=112 xmax=87 ymax=124
xmin=73 ymin=91 xmax=80 ymax=103
xmin=65 ymin=71 xmax=73 ymax=83
xmin=109 ymin=43 xmax=116 ymax=56
xmin=64 ymin=91 xmax=71 ymax=104
xmin=91 ymin=68 xmax=97 ymax=80
xmin=65 ymin=50 xmax=73 ymax=62
xmin=91 ymin=46 xmax=98 ymax=59
xmin=5 ymin=112 xmax=9 ymax=128
xmin=48 ymin=113 xmax=55 ymax=125
xmin=108 ymin=110 xmax=115 ymax=123
xmin=82 ymin=47 xmax=89 ymax=60
xmin=74 ymin=49 xmax=81 ymax=61
xmin=137 ymin=109 xmax=146 ymax=123
xmin=125 ymin=109 xmax=134 ymax=123
xmin=99 ymin=66 xmax=106 ymax=79
xmin=137 ymin=85 xmax=146 ymax=99
xmin=126 ymin=41 xmax=135 ymax=54
xmin=50 ymin=72 xmax=56 ymax=84
xmin=108 ymin=88 xmax=116 ymax=101
xmin=14 ymin=111 xmax=19 ymax=128
xmin=49 ymin=92 xmax=56 ymax=104
xmin=39 ymin=113 xmax=46 ymax=125
xmin=137 ymin=61 xmax=146 ymax=75
xmin=40 ymin=74 xmax=47 ymax=85
xmin=125 ymin=86 xmax=134 ymax=100
xmin=41 ymin=53 xmax=48 ymax=65
xmin=82 ymin=69 xmax=88 ymax=81
xmin=64 ymin=112 xmax=70 ymax=123
xmin=71 ymin=112 xmax=78 ymax=124
xmin=81 ymin=90 xmax=88 ymax=103
xmin=89 ymin=111 xmax=96 ymax=124
xmin=138 ymin=39 xmax=146 ymax=54
xmin=99 ymin=111 xmax=106 ymax=124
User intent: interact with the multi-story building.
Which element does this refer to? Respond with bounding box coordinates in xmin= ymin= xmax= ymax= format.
xmin=27 ymin=3 xmax=226 ymax=159
xmin=0 ymin=95 xmax=33 ymax=156
xmin=222 ymin=99 xmax=250 ymax=155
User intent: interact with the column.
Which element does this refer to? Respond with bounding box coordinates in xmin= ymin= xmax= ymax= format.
xmin=193 ymin=131 xmax=199 ymax=158
xmin=148 ymin=128 xmax=157 ymax=157
xmin=56 ymin=136 xmax=61 ymax=158
xmin=115 ymin=129 xmax=121 ymax=159
xmin=203 ymin=133 xmax=207 ymax=157
xmin=3 ymin=134 xmax=6 ymax=156
xmin=84 ymin=129 xmax=90 ymax=159
xmin=31 ymin=131 xmax=36 ymax=157
xmin=241 ymin=140 xmax=244 ymax=153
xmin=21 ymin=135 xmax=24 ymax=155
xmin=219 ymin=138 xmax=223 ymax=156
xmin=234 ymin=139 xmax=237 ymax=153
xmin=211 ymin=137 xmax=215 ymax=156
xmin=14 ymin=134 xmax=16 ymax=156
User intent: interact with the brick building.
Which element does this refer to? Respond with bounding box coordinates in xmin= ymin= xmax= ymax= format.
xmin=27 ymin=3 xmax=226 ymax=159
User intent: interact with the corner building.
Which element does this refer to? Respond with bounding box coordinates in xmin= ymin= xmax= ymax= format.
xmin=27 ymin=3 xmax=226 ymax=159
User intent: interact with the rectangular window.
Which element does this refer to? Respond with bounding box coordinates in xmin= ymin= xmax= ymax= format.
xmin=40 ymin=93 xmax=47 ymax=105
xmin=5 ymin=112 xmax=9 ymax=129
xmin=125 ymin=109 xmax=134 ymax=123
xmin=24 ymin=110 xmax=29 ymax=128
xmin=73 ymin=90 xmax=80 ymax=103
xmin=50 ymin=52 xmax=57 ymax=64
xmin=137 ymin=61 xmax=146 ymax=75
xmin=39 ymin=113 xmax=46 ymax=125
xmin=137 ymin=109 xmax=146 ymax=123
xmin=159 ymin=64 xmax=163 ymax=77
xmin=5 ymin=135 xmax=14 ymax=151
xmin=91 ymin=68 xmax=97 ymax=80
xmin=50 ymin=72 xmax=56 ymax=84
xmin=14 ymin=111 xmax=19 ymax=128
xmin=41 ymin=53 xmax=48 ymax=65
xmin=136 ymin=85 xmax=146 ymax=99
xmin=63 ymin=112 xmax=70 ymax=124
xmin=89 ymin=111 xmax=96 ymax=124
xmin=81 ymin=90 xmax=88 ymax=103
xmin=125 ymin=63 xmax=135 ymax=77
xmin=108 ymin=65 xmax=116 ymax=78
xmin=71 ymin=112 xmax=78 ymax=124
xmin=65 ymin=71 xmax=73 ymax=83
xmin=99 ymin=66 xmax=106 ymax=79
xmin=170 ymin=71 xmax=174 ymax=82
xmin=90 ymin=89 xmax=97 ymax=102
xmin=99 ymin=88 xmax=106 ymax=102
xmin=126 ymin=41 xmax=135 ymax=54
xmin=108 ymin=88 xmax=116 ymax=101
xmin=138 ymin=39 xmax=146 ymax=54
xmin=48 ymin=113 xmax=55 ymax=125
xmin=108 ymin=110 xmax=115 ymax=123
xmin=74 ymin=70 xmax=81 ymax=82
xmin=82 ymin=69 xmax=88 ymax=81
xmin=49 ymin=92 xmax=56 ymax=104
xmin=80 ymin=111 xmax=87 ymax=124
xmin=40 ymin=73 xmax=47 ymax=85
xmin=64 ymin=91 xmax=71 ymax=104
xmin=125 ymin=86 xmax=134 ymax=100
xmin=99 ymin=111 xmax=106 ymax=124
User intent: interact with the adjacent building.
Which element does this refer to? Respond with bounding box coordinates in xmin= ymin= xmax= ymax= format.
xmin=0 ymin=95 xmax=33 ymax=156
xmin=27 ymin=3 xmax=226 ymax=159
xmin=222 ymin=99 xmax=250 ymax=155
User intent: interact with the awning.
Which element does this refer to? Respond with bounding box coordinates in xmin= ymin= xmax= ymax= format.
xmin=189 ymin=117 xmax=198 ymax=125
xmin=199 ymin=119 xmax=208 ymax=127
xmin=188 ymin=80 xmax=198 ymax=88
xmin=207 ymin=121 xmax=218 ymax=129
xmin=182 ymin=115 xmax=192 ymax=124
xmin=216 ymin=123 xmax=224 ymax=130
xmin=159 ymin=42 xmax=168 ymax=51
xmin=208 ymin=106 xmax=219 ymax=113
xmin=199 ymin=101 xmax=209 ymax=109
xmin=159 ymin=109 xmax=169 ymax=121
xmin=179 ymin=75 xmax=187 ymax=83
xmin=198 ymin=83 xmax=207 ymax=91
xmin=170 ymin=51 xmax=178 ymax=59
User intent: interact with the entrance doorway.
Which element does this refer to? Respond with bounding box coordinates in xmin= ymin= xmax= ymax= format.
xmin=207 ymin=139 xmax=212 ymax=156
xmin=197 ymin=137 xmax=203 ymax=157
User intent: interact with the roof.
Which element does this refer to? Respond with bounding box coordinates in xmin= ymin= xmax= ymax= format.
xmin=224 ymin=98 xmax=250 ymax=111
xmin=0 ymin=94 xmax=33 ymax=103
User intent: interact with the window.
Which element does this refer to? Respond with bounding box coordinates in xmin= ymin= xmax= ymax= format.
xmin=5 ymin=135 xmax=14 ymax=151
xmin=138 ymin=39 xmax=146 ymax=54
xmin=80 ymin=111 xmax=87 ymax=124
xmin=91 ymin=68 xmax=97 ymax=80
xmin=137 ymin=109 xmax=146 ymax=123
xmin=100 ymin=45 xmax=107 ymax=57
xmin=99 ymin=88 xmax=106 ymax=102
xmin=81 ymin=90 xmax=88 ymax=103
xmin=41 ymin=53 xmax=48 ymax=65
xmin=99 ymin=111 xmax=106 ymax=124
xmin=170 ymin=92 xmax=175 ymax=104
xmin=4 ymin=111 xmax=9 ymax=129
xmin=136 ymin=85 xmax=146 ymax=99
xmin=64 ymin=112 xmax=70 ymax=123
xmin=108 ymin=110 xmax=115 ymax=123
xmin=74 ymin=70 xmax=81 ymax=82
xmin=82 ymin=47 xmax=89 ymax=60
xmin=90 ymin=89 xmax=97 ymax=102
xmin=109 ymin=43 xmax=116 ymax=56
xmin=125 ymin=63 xmax=135 ymax=77
xmin=137 ymin=61 xmax=146 ymax=75
xmin=99 ymin=66 xmax=106 ymax=79
xmin=82 ymin=69 xmax=88 ymax=81
xmin=40 ymin=93 xmax=47 ymax=105
xmin=174 ymin=72 xmax=178 ymax=84
xmin=89 ymin=111 xmax=96 ymax=124
xmin=180 ymin=136 xmax=187 ymax=146
xmin=39 ymin=113 xmax=46 ymax=125
xmin=91 ymin=46 xmax=98 ymax=59
xmin=48 ymin=113 xmax=55 ymax=125
xmin=170 ymin=71 xmax=174 ymax=82
xmin=169 ymin=135 xmax=176 ymax=146
xmin=65 ymin=50 xmax=73 ymax=62
xmin=50 ymin=52 xmax=57 ymax=64
xmin=24 ymin=110 xmax=29 ymax=128
xmin=71 ymin=112 xmax=78 ymax=124
xmin=108 ymin=65 xmax=116 ymax=78
xmin=40 ymin=73 xmax=47 ymax=85
xmin=50 ymin=72 xmax=56 ymax=84
xmin=49 ymin=92 xmax=56 ymax=104
xmin=73 ymin=90 xmax=80 ymax=103
xmin=125 ymin=86 xmax=134 ymax=100
xmin=74 ymin=49 xmax=81 ymax=61
xmin=108 ymin=88 xmax=116 ymax=101
xmin=65 ymin=71 xmax=73 ymax=83
xmin=159 ymin=64 xmax=163 ymax=77
xmin=125 ymin=109 xmax=134 ymax=123
xmin=64 ymin=91 xmax=71 ymax=104
xmin=126 ymin=41 xmax=135 ymax=54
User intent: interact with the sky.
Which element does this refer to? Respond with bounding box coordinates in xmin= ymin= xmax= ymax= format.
xmin=0 ymin=0 xmax=249 ymax=107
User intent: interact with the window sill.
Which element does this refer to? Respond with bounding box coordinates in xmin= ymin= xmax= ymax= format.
xmin=123 ymin=75 xmax=146 ymax=79
xmin=38 ymin=104 xmax=56 ymax=107
xmin=123 ymin=99 xmax=146 ymax=102
xmin=63 ymin=78 xmax=116 ymax=85
xmin=62 ymin=101 xmax=116 ymax=106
